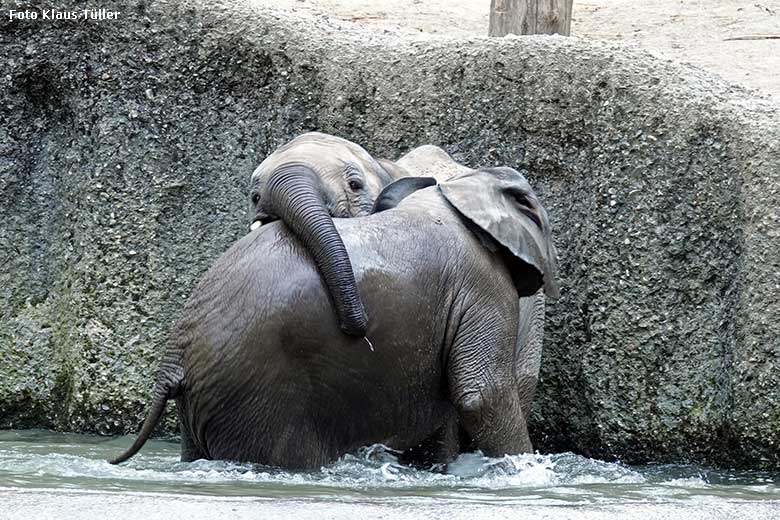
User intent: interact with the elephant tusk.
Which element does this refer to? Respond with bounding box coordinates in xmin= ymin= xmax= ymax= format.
xmin=250 ymin=220 xmax=262 ymax=231
xmin=363 ymin=336 xmax=374 ymax=352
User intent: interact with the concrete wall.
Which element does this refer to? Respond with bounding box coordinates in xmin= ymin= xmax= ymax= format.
xmin=1 ymin=0 xmax=778 ymax=468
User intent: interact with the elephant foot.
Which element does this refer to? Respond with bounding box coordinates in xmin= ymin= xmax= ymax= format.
xmin=398 ymin=414 xmax=459 ymax=469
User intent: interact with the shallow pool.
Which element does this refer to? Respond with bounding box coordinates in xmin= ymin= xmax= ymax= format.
xmin=1 ymin=430 xmax=778 ymax=519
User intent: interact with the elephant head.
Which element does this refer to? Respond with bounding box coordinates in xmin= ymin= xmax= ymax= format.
xmin=394 ymin=144 xmax=472 ymax=183
xmin=439 ymin=167 xmax=560 ymax=298
xmin=248 ymin=132 xmax=403 ymax=337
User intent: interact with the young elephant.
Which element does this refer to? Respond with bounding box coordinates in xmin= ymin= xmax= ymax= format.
xmin=387 ymin=145 xmax=556 ymax=419
xmin=249 ymin=132 xmax=405 ymax=337
xmin=111 ymin=167 xmax=558 ymax=470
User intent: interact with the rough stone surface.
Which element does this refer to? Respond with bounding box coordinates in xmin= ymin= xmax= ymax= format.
xmin=1 ymin=0 xmax=778 ymax=468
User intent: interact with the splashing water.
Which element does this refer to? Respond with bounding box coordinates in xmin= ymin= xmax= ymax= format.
xmin=0 ymin=430 xmax=778 ymax=519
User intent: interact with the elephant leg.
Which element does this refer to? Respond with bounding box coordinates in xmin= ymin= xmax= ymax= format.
xmin=176 ymin=402 xmax=207 ymax=462
xmin=453 ymin=385 xmax=532 ymax=457
xmin=515 ymin=293 xmax=545 ymax=421
xmin=180 ymin=426 xmax=206 ymax=462
xmin=447 ymin=315 xmax=532 ymax=457
xmin=399 ymin=407 xmax=460 ymax=468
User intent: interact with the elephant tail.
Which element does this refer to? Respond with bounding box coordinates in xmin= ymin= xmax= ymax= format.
xmin=108 ymin=367 xmax=182 ymax=465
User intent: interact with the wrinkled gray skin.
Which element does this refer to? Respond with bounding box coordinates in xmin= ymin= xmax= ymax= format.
xmin=253 ymin=138 xmax=550 ymax=451
xmin=250 ymin=132 xmax=401 ymax=222
xmin=248 ymin=136 xmax=491 ymax=342
xmin=391 ymin=145 xmax=554 ymax=423
xmin=248 ymin=132 xmax=405 ymax=337
xmin=248 ymin=136 xmax=497 ymax=342
xmin=110 ymin=167 xmax=558 ymax=470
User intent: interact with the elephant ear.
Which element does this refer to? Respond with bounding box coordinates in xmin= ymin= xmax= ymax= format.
xmin=439 ymin=167 xmax=560 ymax=298
xmin=371 ymin=177 xmax=437 ymax=213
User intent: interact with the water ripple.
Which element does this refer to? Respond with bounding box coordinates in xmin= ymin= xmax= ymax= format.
xmin=0 ymin=430 xmax=778 ymax=506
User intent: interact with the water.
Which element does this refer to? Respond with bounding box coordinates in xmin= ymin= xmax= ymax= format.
xmin=1 ymin=430 xmax=778 ymax=519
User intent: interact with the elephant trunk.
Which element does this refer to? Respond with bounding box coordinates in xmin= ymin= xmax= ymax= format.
xmin=265 ymin=164 xmax=368 ymax=337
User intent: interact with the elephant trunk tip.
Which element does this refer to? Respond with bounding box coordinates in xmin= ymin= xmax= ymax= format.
xmin=339 ymin=315 xmax=368 ymax=337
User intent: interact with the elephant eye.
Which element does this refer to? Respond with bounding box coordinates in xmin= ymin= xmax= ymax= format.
xmin=251 ymin=193 xmax=260 ymax=205
xmin=505 ymin=188 xmax=531 ymax=207
xmin=506 ymin=188 xmax=542 ymax=228
xmin=348 ymin=179 xmax=363 ymax=191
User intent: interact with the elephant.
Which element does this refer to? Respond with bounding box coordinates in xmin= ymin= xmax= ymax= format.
xmin=252 ymin=135 xmax=553 ymax=445
xmin=248 ymin=132 xmax=406 ymax=338
xmin=110 ymin=166 xmax=558 ymax=470
xmin=392 ymin=144 xmax=473 ymax=182
xmin=248 ymin=134 xmax=515 ymax=342
xmin=390 ymin=144 xmax=555 ymax=420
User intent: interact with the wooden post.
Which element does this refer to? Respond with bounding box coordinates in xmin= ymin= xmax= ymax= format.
xmin=489 ymin=0 xmax=573 ymax=37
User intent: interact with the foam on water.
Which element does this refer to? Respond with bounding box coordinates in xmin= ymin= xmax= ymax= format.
xmin=0 ymin=430 xmax=778 ymax=506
